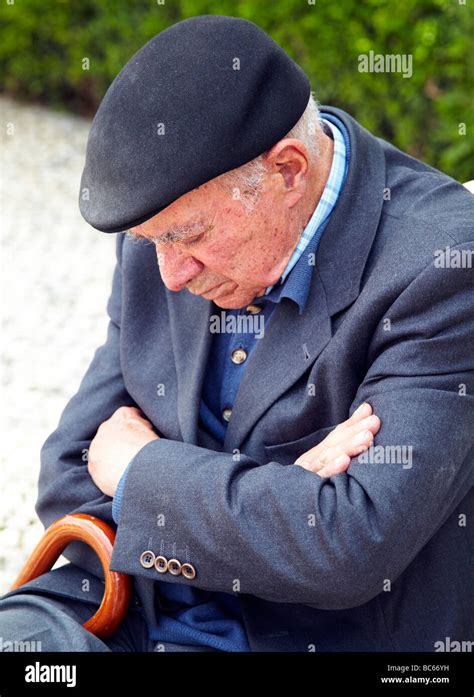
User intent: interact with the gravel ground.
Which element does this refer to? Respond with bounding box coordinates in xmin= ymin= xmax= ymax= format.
xmin=0 ymin=96 xmax=116 ymax=594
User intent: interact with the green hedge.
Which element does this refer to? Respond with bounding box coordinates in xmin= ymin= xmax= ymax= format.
xmin=1 ymin=0 xmax=472 ymax=181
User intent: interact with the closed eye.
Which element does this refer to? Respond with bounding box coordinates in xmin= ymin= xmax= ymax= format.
xmin=183 ymin=233 xmax=204 ymax=246
xmin=183 ymin=223 xmax=214 ymax=246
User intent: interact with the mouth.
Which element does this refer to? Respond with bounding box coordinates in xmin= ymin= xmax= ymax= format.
xmin=202 ymin=283 xmax=227 ymax=300
xmin=189 ymin=282 xmax=225 ymax=299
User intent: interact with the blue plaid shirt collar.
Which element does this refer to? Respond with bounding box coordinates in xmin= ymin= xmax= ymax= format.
xmin=261 ymin=114 xmax=349 ymax=314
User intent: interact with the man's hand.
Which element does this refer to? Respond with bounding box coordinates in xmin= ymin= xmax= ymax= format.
xmin=88 ymin=406 xmax=159 ymax=497
xmin=295 ymin=402 xmax=380 ymax=478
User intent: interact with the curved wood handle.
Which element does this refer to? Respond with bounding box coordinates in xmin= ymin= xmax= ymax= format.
xmin=10 ymin=513 xmax=132 ymax=639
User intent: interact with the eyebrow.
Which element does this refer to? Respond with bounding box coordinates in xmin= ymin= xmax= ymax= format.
xmin=128 ymin=220 xmax=207 ymax=245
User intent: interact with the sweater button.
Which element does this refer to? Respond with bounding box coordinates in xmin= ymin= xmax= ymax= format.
xmin=246 ymin=304 xmax=262 ymax=314
xmin=231 ymin=348 xmax=247 ymax=364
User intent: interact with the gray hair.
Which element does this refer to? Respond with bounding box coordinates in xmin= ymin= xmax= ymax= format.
xmin=217 ymin=91 xmax=323 ymax=212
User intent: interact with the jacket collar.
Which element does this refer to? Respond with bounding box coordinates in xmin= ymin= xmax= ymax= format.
xmin=315 ymin=106 xmax=386 ymax=316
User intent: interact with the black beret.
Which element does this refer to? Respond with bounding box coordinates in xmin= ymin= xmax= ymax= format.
xmin=79 ymin=15 xmax=311 ymax=233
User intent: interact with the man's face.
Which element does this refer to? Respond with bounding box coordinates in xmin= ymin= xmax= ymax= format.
xmin=130 ymin=174 xmax=302 ymax=309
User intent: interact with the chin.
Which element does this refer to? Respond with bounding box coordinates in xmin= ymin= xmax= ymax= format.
xmin=213 ymin=292 xmax=256 ymax=310
xmin=210 ymin=282 xmax=265 ymax=309
xmin=213 ymin=298 xmax=245 ymax=309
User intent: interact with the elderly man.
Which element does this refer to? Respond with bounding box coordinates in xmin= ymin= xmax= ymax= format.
xmin=0 ymin=15 xmax=473 ymax=653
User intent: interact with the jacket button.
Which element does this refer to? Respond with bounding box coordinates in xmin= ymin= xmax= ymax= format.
xmin=231 ymin=348 xmax=247 ymax=364
xmin=167 ymin=558 xmax=182 ymax=576
xmin=154 ymin=555 xmax=168 ymax=574
xmin=181 ymin=563 xmax=197 ymax=580
xmin=140 ymin=550 xmax=156 ymax=568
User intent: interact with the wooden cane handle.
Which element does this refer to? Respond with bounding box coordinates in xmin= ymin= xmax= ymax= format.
xmin=10 ymin=513 xmax=132 ymax=639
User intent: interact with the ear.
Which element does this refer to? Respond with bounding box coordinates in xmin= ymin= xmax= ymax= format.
xmin=265 ymin=138 xmax=309 ymax=190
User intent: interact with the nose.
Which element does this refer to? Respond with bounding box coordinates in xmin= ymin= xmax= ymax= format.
xmin=156 ymin=245 xmax=204 ymax=292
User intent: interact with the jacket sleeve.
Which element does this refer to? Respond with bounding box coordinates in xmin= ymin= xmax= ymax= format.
xmin=35 ymin=232 xmax=135 ymax=581
xmin=109 ymin=242 xmax=474 ymax=609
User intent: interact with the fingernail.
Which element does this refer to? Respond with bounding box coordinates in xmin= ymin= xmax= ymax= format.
xmin=355 ymin=402 xmax=369 ymax=415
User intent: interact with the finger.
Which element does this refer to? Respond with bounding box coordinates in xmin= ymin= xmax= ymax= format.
xmin=296 ymin=457 xmax=322 ymax=473
xmin=331 ymin=403 xmax=372 ymax=436
xmin=127 ymin=406 xmax=152 ymax=422
xmin=347 ymin=413 xmax=380 ymax=437
xmin=116 ymin=407 xmax=156 ymax=433
xmin=115 ymin=405 xmax=142 ymax=419
xmin=309 ymin=414 xmax=379 ymax=458
xmin=328 ymin=429 xmax=375 ymax=465
xmin=297 ymin=443 xmax=351 ymax=472
xmin=317 ymin=453 xmax=351 ymax=478
xmin=297 ymin=428 xmax=374 ymax=475
xmin=316 ymin=434 xmax=374 ymax=477
xmin=345 ymin=402 xmax=373 ymax=426
xmin=294 ymin=411 xmax=381 ymax=467
xmin=317 ymin=427 xmax=378 ymax=476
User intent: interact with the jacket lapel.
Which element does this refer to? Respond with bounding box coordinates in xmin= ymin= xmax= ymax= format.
xmin=315 ymin=106 xmax=386 ymax=316
xmin=166 ymin=289 xmax=213 ymax=445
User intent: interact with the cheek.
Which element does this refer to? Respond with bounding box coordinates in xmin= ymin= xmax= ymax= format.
xmin=201 ymin=228 xmax=247 ymax=271
xmin=202 ymin=242 xmax=243 ymax=275
xmin=201 ymin=206 xmax=278 ymax=279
